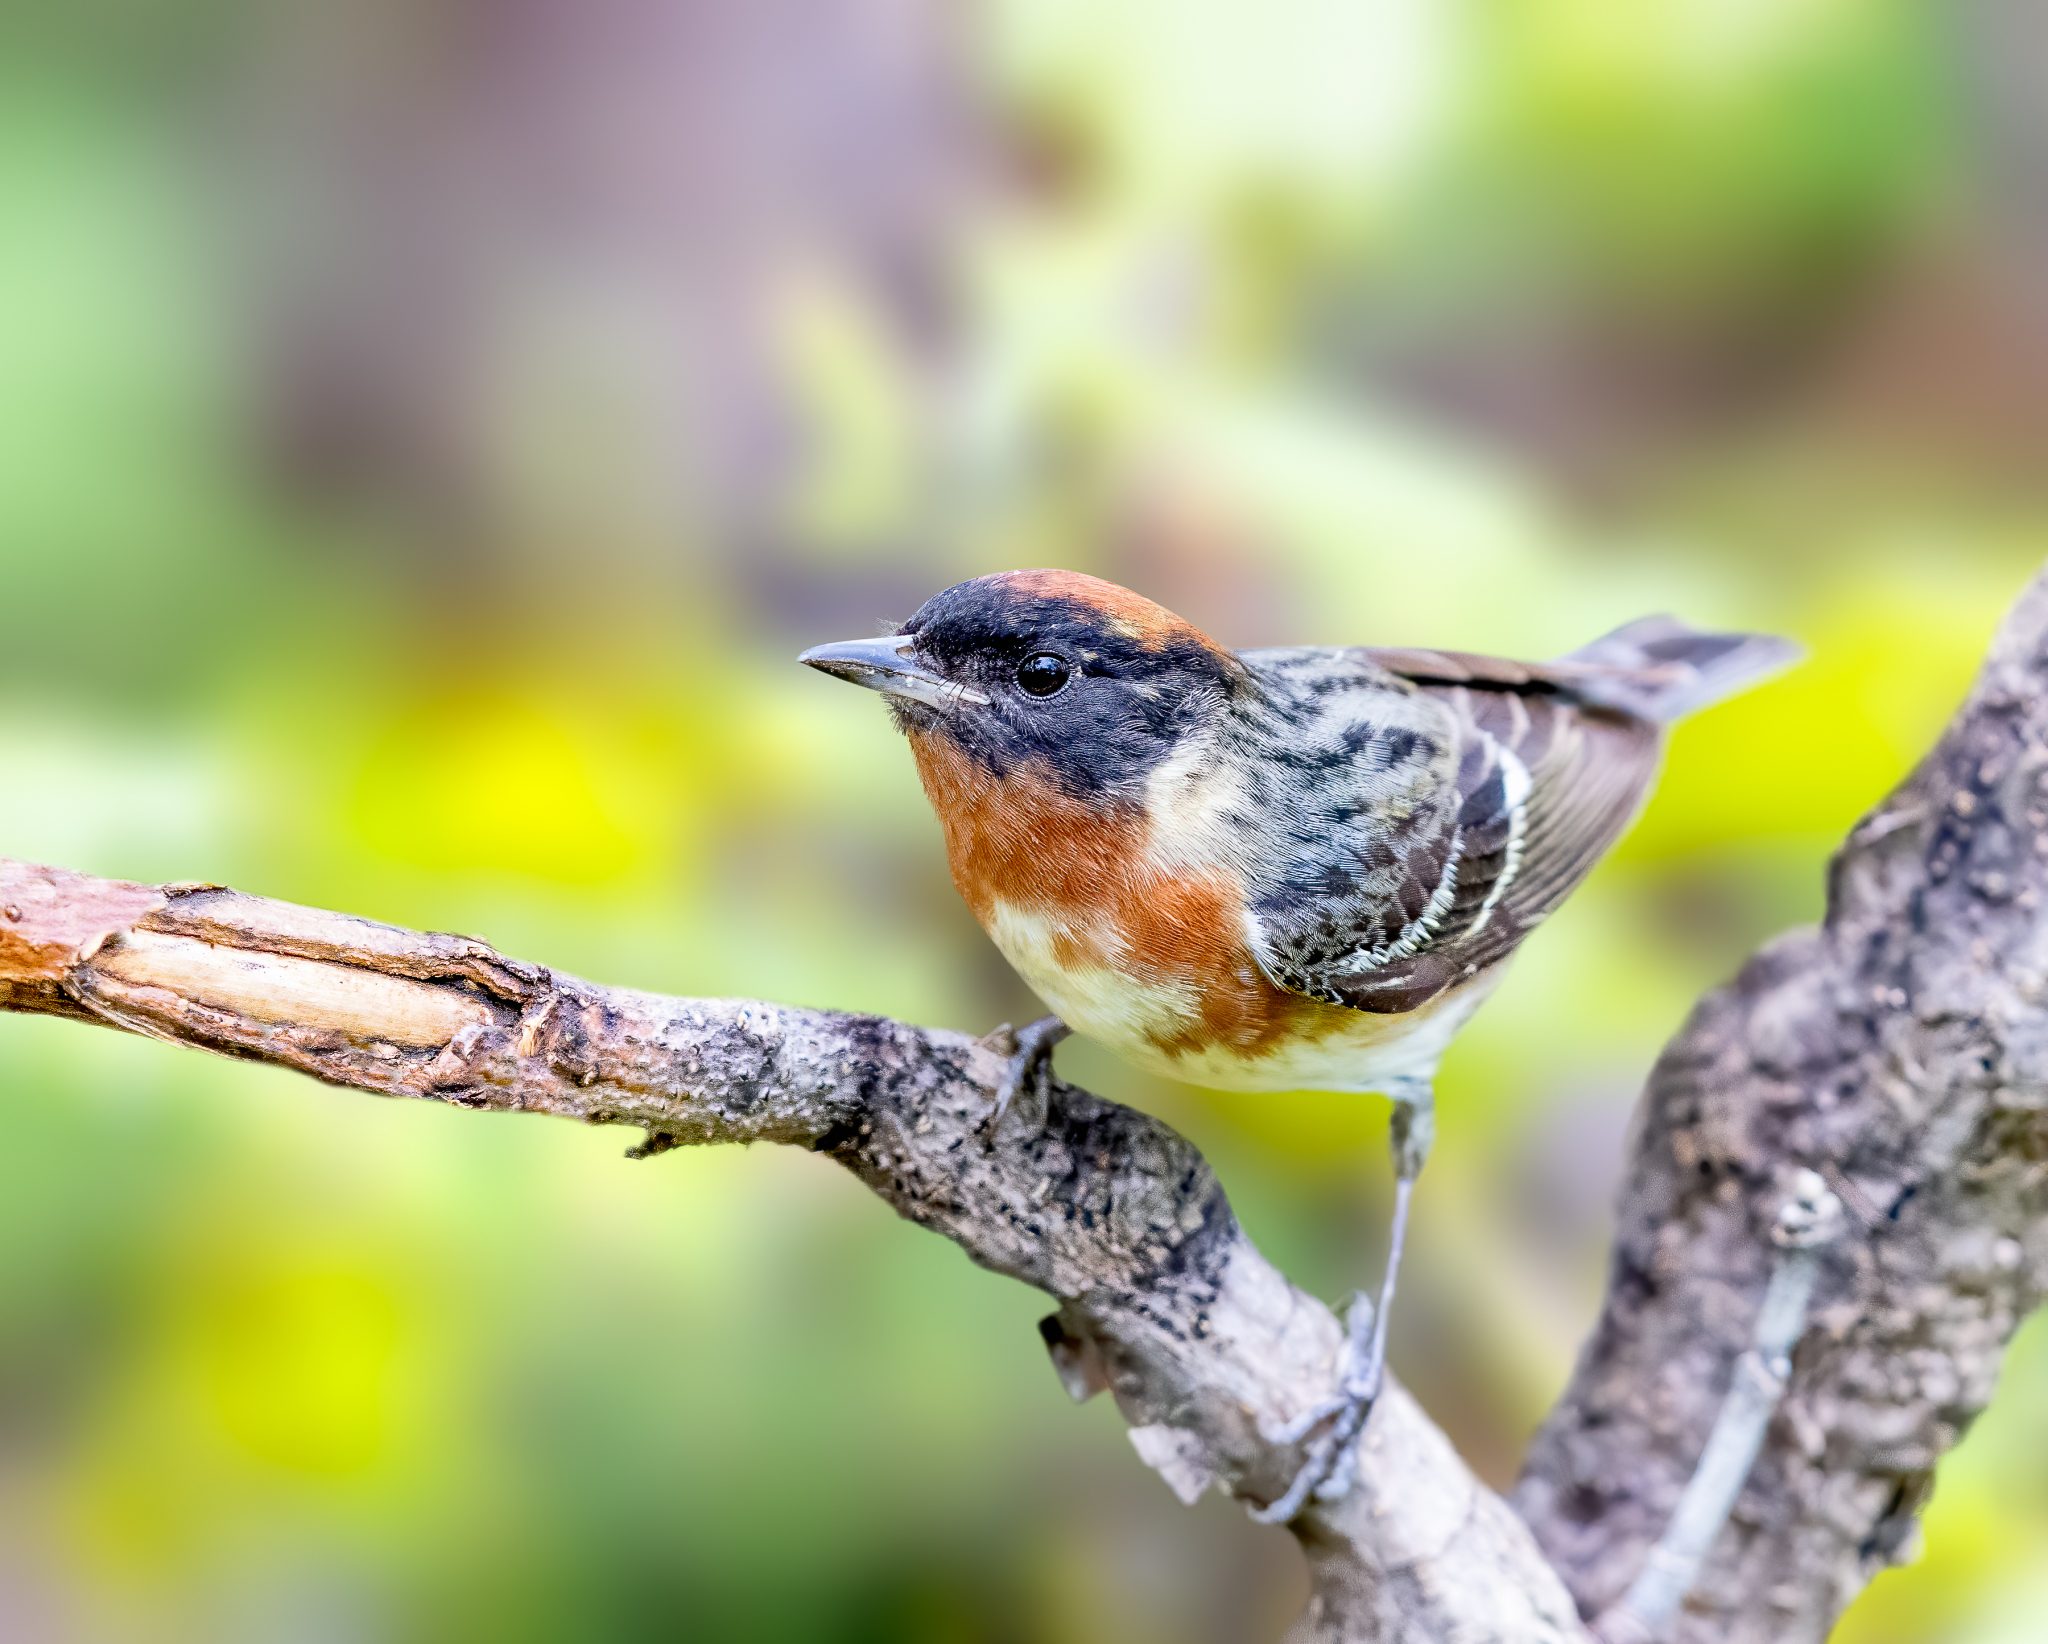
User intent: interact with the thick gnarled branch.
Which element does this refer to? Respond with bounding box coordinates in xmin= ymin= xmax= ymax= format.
xmin=0 ymin=856 xmax=1583 ymax=1644
xmin=1518 ymin=569 xmax=2048 ymax=1641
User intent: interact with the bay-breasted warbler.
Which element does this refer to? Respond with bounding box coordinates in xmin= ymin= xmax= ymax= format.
xmin=802 ymin=568 xmax=1793 ymax=1519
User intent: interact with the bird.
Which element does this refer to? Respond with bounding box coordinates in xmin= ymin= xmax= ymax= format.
xmin=799 ymin=568 xmax=1794 ymax=1520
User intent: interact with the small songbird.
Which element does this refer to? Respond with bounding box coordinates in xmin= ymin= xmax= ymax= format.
xmin=800 ymin=569 xmax=1793 ymax=1518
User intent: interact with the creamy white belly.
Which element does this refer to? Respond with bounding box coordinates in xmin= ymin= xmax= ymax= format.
xmin=987 ymin=901 xmax=1494 ymax=1095
xmin=1148 ymin=987 xmax=1489 ymax=1093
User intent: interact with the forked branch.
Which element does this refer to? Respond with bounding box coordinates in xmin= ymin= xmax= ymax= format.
xmin=8 ymin=565 xmax=2048 ymax=1642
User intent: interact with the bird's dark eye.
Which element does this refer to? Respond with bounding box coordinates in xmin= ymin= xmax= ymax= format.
xmin=1016 ymin=653 xmax=1071 ymax=698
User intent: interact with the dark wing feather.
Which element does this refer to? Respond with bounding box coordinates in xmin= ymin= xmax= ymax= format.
xmin=1242 ymin=617 xmax=1790 ymax=1017
xmin=1331 ymin=670 xmax=1659 ymax=1013
xmin=1243 ymin=647 xmax=1661 ymax=1016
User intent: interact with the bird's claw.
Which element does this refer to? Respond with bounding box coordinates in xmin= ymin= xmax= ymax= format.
xmin=982 ymin=1015 xmax=1070 ymax=1133
xmin=1263 ymin=1391 xmax=1348 ymax=1449
xmin=1251 ymin=1291 xmax=1385 ymax=1523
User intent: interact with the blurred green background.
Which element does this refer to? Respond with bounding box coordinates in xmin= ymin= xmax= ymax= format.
xmin=5 ymin=1 xmax=2048 ymax=1639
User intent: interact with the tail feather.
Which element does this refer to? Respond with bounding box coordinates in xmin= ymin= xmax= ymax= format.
xmin=1559 ymin=615 xmax=1799 ymax=723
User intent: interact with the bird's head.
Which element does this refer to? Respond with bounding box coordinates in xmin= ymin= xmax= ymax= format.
xmin=800 ymin=570 xmax=1243 ymax=802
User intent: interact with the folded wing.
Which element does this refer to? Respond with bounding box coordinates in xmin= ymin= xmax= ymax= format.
xmin=1244 ymin=618 xmax=1792 ymax=1016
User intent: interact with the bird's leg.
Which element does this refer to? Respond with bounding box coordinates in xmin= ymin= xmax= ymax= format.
xmin=982 ymin=1015 xmax=1070 ymax=1131
xmin=1252 ymin=1078 xmax=1433 ymax=1524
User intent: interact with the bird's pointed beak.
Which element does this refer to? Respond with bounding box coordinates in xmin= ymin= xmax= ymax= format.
xmin=797 ymin=634 xmax=988 ymax=710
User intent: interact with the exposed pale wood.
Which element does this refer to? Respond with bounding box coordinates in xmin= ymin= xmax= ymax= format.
xmin=95 ymin=930 xmax=495 ymax=1046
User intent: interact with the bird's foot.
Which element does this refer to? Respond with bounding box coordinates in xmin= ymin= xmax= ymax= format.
xmin=1251 ymin=1290 xmax=1387 ymax=1523
xmin=979 ymin=1015 xmax=1070 ymax=1132
xmin=1252 ymin=1099 xmax=1422 ymax=1524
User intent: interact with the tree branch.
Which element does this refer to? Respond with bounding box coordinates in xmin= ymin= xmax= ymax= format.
xmin=0 ymin=857 xmax=1583 ymax=1644
xmin=1519 ymin=566 xmax=2048 ymax=1640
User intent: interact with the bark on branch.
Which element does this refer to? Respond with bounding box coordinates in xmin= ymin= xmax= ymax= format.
xmin=0 ymin=859 xmax=1582 ymax=1643
xmin=7 ymin=564 xmax=2048 ymax=1642
xmin=1519 ymin=566 xmax=2048 ymax=1640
